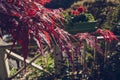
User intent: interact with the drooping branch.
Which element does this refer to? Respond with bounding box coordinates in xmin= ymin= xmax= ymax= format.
xmin=0 ymin=0 xmax=118 ymax=64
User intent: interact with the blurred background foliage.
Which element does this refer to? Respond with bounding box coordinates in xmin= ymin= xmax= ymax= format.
xmin=46 ymin=0 xmax=120 ymax=30
xmin=84 ymin=0 xmax=120 ymax=29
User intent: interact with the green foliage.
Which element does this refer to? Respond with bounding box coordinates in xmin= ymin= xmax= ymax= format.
xmin=26 ymin=54 xmax=54 ymax=79
xmin=85 ymin=1 xmax=120 ymax=29
xmin=62 ymin=12 xmax=95 ymax=26
xmin=84 ymin=13 xmax=95 ymax=22
xmin=10 ymin=68 xmax=17 ymax=77
xmin=35 ymin=54 xmax=54 ymax=72
xmin=62 ymin=11 xmax=71 ymax=23
xmin=72 ymin=13 xmax=95 ymax=22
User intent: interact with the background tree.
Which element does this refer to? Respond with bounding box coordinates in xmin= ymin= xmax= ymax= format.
xmin=84 ymin=0 xmax=120 ymax=29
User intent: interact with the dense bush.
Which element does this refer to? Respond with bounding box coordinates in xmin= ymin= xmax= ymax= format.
xmin=84 ymin=1 xmax=120 ymax=29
